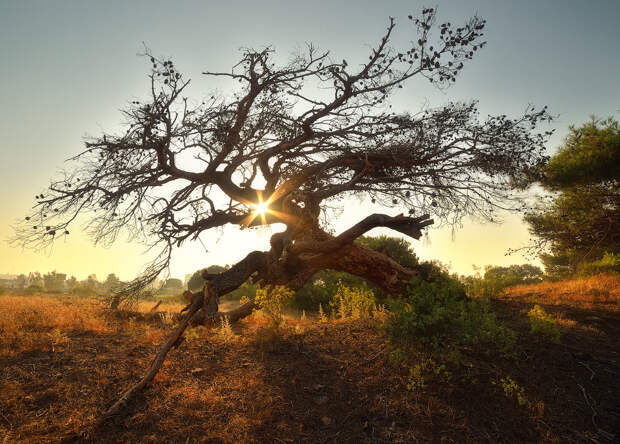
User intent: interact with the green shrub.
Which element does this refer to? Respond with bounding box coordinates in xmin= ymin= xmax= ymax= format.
xmin=528 ymin=304 xmax=561 ymax=343
xmin=292 ymin=270 xmax=368 ymax=311
xmin=404 ymin=358 xmax=451 ymax=391
xmin=495 ymin=376 xmax=529 ymax=406
xmin=329 ymin=281 xmax=376 ymax=319
xmin=463 ymin=264 xmax=544 ymax=299
xmin=579 ymin=252 xmax=620 ymax=276
xmin=254 ymin=285 xmax=294 ymax=325
xmin=384 ymin=272 xmax=516 ymax=391
xmin=385 ymin=276 xmax=515 ymax=354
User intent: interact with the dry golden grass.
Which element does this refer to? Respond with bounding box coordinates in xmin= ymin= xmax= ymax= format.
xmin=502 ymin=274 xmax=620 ymax=311
xmin=1 ymin=286 xmax=619 ymax=442
xmin=0 ymin=293 xmax=111 ymax=357
xmin=136 ymin=299 xmax=184 ymax=313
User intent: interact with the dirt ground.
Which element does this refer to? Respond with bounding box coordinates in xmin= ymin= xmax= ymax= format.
xmin=1 ymin=279 xmax=619 ymax=443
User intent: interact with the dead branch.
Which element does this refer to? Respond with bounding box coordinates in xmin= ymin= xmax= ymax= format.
xmin=149 ymin=300 xmax=163 ymax=312
xmin=97 ymin=292 xmax=204 ymax=424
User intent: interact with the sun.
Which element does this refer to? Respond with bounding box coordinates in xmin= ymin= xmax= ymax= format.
xmin=254 ymin=201 xmax=269 ymax=216
xmin=241 ymin=195 xmax=274 ymax=227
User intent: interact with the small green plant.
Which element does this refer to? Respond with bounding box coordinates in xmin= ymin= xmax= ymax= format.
xmin=216 ymin=316 xmax=234 ymax=341
xmin=49 ymin=328 xmax=69 ymax=351
xmin=318 ymin=303 xmax=328 ymax=323
xmin=407 ymin=362 xmax=426 ymax=391
xmin=254 ymin=285 xmax=294 ymax=325
xmin=185 ymin=325 xmax=200 ymax=342
xmin=405 ymin=358 xmax=451 ymax=392
xmin=496 ymin=376 xmax=529 ymax=406
xmin=528 ymin=304 xmax=561 ymax=343
xmin=329 ymin=281 xmax=376 ymax=319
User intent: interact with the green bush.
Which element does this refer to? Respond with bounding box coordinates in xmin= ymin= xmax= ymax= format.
xmin=291 ymin=235 xmax=420 ymax=311
xmin=579 ymin=252 xmax=620 ymax=276
xmin=463 ymin=264 xmax=544 ymax=299
xmin=384 ymin=272 xmax=516 ymax=391
xmin=254 ymin=285 xmax=294 ymax=325
xmin=385 ymin=275 xmax=515 ymax=354
xmin=329 ymin=281 xmax=376 ymax=319
xmin=292 ymin=270 xmax=367 ymax=311
xmin=528 ymin=305 xmax=561 ymax=343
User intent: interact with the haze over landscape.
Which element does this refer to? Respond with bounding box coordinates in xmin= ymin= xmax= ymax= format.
xmin=1 ymin=0 xmax=619 ymax=280
xmin=2 ymin=2 xmax=620 ymax=443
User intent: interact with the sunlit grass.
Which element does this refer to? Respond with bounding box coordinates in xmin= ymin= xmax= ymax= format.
xmin=0 ymin=293 xmax=111 ymax=356
xmin=136 ymin=299 xmax=184 ymax=313
xmin=502 ymin=274 xmax=620 ymax=311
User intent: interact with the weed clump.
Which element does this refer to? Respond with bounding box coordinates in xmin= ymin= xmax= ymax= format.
xmin=495 ymin=376 xmax=529 ymax=406
xmin=330 ymin=281 xmax=376 ymax=319
xmin=216 ymin=316 xmax=234 ymax=341
xmin=318 ymin=303 xmax=328 ymax=323
xmin=528 ymin=304 xmax=561 ymax=343
xmin=254 ymin=285 xmax=294 ymax=326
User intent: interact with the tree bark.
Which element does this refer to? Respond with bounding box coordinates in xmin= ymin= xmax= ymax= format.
xmin=99 ymin=212 xmax=432 ymax=423
xmin=189 ymin=212 xmax=434 ymax=323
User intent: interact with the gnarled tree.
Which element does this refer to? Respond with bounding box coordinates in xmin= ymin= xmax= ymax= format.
xmin=14 ymin=8 xmax=551 ymax=419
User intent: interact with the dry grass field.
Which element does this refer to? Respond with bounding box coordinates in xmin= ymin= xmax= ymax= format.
xmin=1 ymin=277 xmax=619 ymax=443
xmin=503 ymin=274 xmax=620 ymax=312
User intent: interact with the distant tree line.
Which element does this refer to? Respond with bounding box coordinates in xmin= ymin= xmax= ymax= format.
xmin=0 ymin=271 xmax=186 ymax=296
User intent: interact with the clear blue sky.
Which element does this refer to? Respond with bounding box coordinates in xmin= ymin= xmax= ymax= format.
xmin=1 ymin=0 xmax=619 ymax=280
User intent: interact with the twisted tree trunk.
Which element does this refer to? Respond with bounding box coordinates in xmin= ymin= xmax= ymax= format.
xmin=98 ymin=212 xmax=432 ymax=424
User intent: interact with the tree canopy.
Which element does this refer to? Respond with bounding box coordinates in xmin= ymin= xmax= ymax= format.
xmin=14 ymin=7 xmax=551 ymax=307
xmin=543 ymin=117 xmax=620 ymax=188
xmin=524 ymin=117 xmax=620 ymax=276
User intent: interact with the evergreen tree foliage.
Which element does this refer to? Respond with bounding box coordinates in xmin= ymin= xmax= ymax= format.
xmin=524 ymin=117 xmax=620 ymax=276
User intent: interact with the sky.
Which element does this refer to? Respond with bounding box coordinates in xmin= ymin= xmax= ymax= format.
xmin=0 ymin=0 xmax=619 ymax=281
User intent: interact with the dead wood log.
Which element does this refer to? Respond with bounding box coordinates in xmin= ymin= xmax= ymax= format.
xmin=97 ymin=291 xmax=205 ymax=424
xmin=148 ymin=300 xmax=163 ymax=312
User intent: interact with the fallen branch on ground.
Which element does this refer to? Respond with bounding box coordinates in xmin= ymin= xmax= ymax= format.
xmin=97 ymin=292 xmax=205 ymax=424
